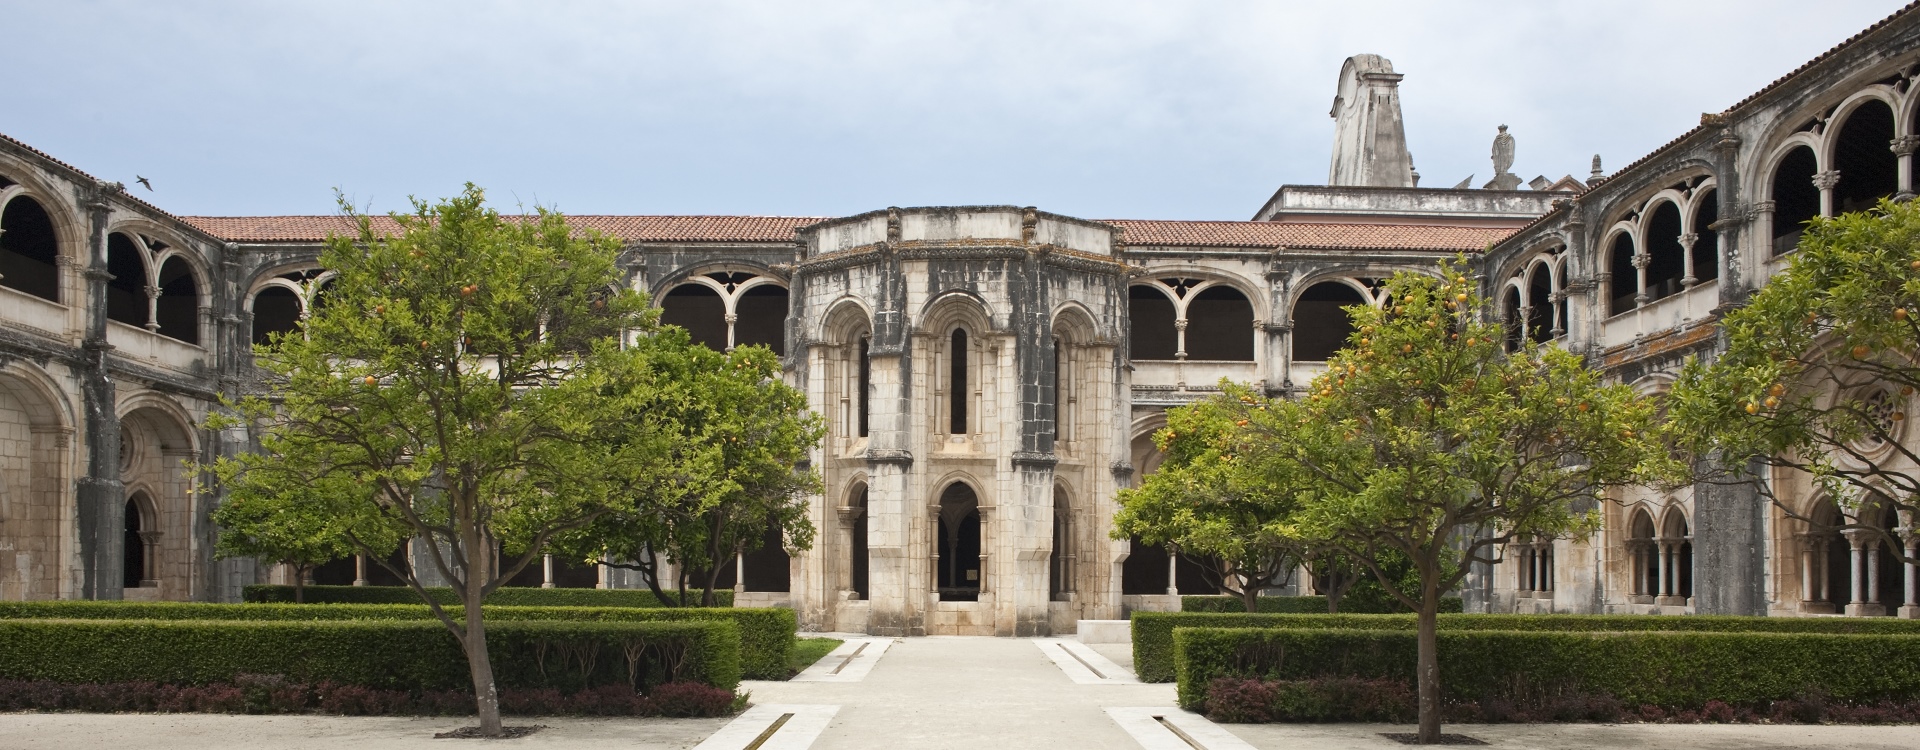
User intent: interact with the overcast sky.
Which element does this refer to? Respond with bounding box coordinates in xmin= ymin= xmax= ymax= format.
xmin=1 ymin=1 xmax=1905 ymax=220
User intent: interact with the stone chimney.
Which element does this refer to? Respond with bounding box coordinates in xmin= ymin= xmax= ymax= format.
xmin=1327 ymin=54 xmax=1416 ymax=188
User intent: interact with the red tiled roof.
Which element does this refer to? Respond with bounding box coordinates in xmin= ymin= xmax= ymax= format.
xmin=1104 ymin=220 xmax=1509 ymax=252
xmin=180 ymin=214 xmax=825 ymax=243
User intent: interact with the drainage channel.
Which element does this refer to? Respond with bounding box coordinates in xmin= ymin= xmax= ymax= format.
xmin=1034 ymin=638 xmax=1139 ymax=684
xmin=792 ymin=637 xmax=894 ymax=683
xmin=1104 ymin=707 xmax=1257 ymax=750
xmin=693 ymin=704 xmax=838 ymax=750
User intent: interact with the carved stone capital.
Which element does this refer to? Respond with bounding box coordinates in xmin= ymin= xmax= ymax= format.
xmin=1108 ymin=460 xmax=1134 ymax=478
xmin=1677 ymin=232 xmax=1699 ymax=251
xmin=1893 ymin=135 xmax=1920 ymax=157
xmin=1812 ymin=170 xmax=1842 ymax=191
xmin=1630 ymin=253 xmax=1650 ymax=270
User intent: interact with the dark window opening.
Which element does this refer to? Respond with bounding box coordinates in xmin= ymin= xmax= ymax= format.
xmin=1833 ymin=100 xmax=1898 ymax=214
xmin=734 ymin=284 xmax=789 ymax=355
xmin=949 ymin=329 xmax=968 ymax=434
xmin=936 ymin=483 xmax=982 ymax=601
xmin=1049 ymin=489 xmax=1072 ymax=600
xmin=1184 ymin=285 xmax=1255 ymax=361
xmin=1628 ymin=510 xmax=1657 ymax=597
xmin=1119 ymin=536 xmax=1222 ymax=596
xmin=1644 ymin=202 xmax=1685 ymax=304
xmin=1128 ymin=285 xmax=1177 ymax=360
xmin=0 ymin=195 xmax=60 ymax=302
xmin=1772 ymin=146 xmax=1820 ymax=255
xmin=1526 ymin=265 xmax=1553 ymax=344
xmin=1503 ymin=287 xmax=1525 ymax=352
xmin=122 ymin=498 xmax=146 ymax=589
xmin=1693 ymin=191 xmax=1720 ymax=283
xmin=1607 ymin=233 xmax=1637 ymax=316
xmin=742 ymin=522 xmax=791 ymax=593
xmin=313 ymin=546 xmax=412 ymax=587
xmin=106 ymin=233 xmax=147 ymax=329
xmin=849 ymin=486 xmax=869 ymax=600
xmin=154 ymin=257 xmax=199 ymax=344
xmin=251 ymin=287 xmax=302 ymax=346
xmin=660 ymin=283 xmax=727 ymax=350
xmin=1292 ymin=281 xmax=1366 ymax=362
xmin=857 ymin=338 xmax=870 ymax=438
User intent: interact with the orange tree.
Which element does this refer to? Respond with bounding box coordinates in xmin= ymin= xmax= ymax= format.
xmin=1113 ymin=388 xmax=1323 ymax=613
xmin=1210 ymin=258 xmax=1677 ymax=743
xmin=1672 ymin=198 xmax=1920 ymax=546
xmin=206 ymin=186 xmax=675 ymax=736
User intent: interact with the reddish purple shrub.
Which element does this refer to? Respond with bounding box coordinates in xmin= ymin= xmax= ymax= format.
xmin=647 ymin=681 xmax=739 ymax=717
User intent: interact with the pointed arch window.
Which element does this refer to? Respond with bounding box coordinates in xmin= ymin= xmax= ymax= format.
xmin=949 ymin=329 xmax=969 ymax=435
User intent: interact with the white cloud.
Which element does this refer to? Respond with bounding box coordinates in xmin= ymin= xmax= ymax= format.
xmin=0 ymin=0 xmax=1903 ymax=218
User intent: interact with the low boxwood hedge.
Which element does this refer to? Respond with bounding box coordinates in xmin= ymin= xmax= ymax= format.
xmin=0 ymin=601 xmax=793 ymax=681
xmin=1131 ymin=611 xmax=1920 ymax=683
xmin=241 ymin=585 xmax=732 ymax=608
xmin=0 ymin=618 xmax=740 ymax=693
xmin=1170 ymin=626 xmax=1920 ymax=711
xmin=1180 ymin=595 xmax=1465 ymax=614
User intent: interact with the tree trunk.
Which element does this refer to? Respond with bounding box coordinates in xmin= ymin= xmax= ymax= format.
xmin=1416 ymin=578 xmax=1442 ymax=744
xmin=463 ymin=592 xmax=503 ymax=735
xmin=293 ymin=564 xmax=307 ymax=604
xmin=638 ymin=548 xmax=678 ymax=608
xmin=1238 ymin=574 xmax=1262 ymax=613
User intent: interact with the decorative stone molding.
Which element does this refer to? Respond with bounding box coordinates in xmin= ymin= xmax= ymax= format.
xmin=1892 ymin=135 xmax=1920 ymax=157
xmin=1812 ymin=170 xmax=1842 ymax=191
xmin=1011 ymin=451 xmax=1058 ymax=468
xmin=864 ymin=448 xmax=913 ymax=466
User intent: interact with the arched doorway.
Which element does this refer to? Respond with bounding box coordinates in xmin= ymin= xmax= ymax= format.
xmin=847 ymin=484 xmax=869 ymax=600
xmin=1049 ymin=487 xmax=1073 ymax=601
xmin=935 ymin=483 xmax=982 ymax=601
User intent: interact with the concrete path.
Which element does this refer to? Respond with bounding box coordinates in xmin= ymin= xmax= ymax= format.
xmin=741 ymin=635 xmax=1176 ymax=749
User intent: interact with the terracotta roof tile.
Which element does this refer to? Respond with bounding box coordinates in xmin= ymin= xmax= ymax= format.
xmin=180 ymin=214 xmax=826 ymax=244
xmin=1104 ymin=219 xmax=1510 ymax=252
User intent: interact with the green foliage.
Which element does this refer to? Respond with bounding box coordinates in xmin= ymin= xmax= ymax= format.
xmin=1171 ymin=626 xmax=1920 ymax=711
xmin=1180 ymin=595 xmax=1464 ymax=615
xmin=1672 ymin=198 xmax=1920 ymax=527
xmin=239 ymin=584 xmax=732 ymax=608
xmin=789 ymin=637 xmax=844 ymax=675
xmin=1130 ymin=611 xmax=1920 ymax=683
xmin=0 ymin=618 xmax=739 ymax=692
xmin=1113 ymin=391 xmax=1320 ymax=609
xmin=0 ymin=600 xmax=791 ymax=680
xmin=555 ymin=331 xmax=824 ymax=607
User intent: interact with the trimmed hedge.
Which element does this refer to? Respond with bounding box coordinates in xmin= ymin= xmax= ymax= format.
xmin=1170 ymin=626 xmax=1920 ymax=712
xmin=0 ymin=600 xmax=793 ymax=681
xmin=0 ymin=618 xmax=740 ymax=692
xmin=242 ymin=584 xmax=732 ymax=608
xmin=1130 ymin=611 xmax=1920 ymax=683
xmin=1180 ymin=595 xmax=1464 ymax=614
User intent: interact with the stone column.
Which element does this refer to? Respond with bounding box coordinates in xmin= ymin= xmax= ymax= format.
xmin=353 ymin=555 xmax=368 ymax=587
xmin=1656 ymin=540 xmax=1672 ymax=598
xmin=1900 ymin=532 xmax=1920 ymax=619
xmin=143 ymin=284 xmax=161 ymax=332
xmin=1690 ymin=456 xmax=1767 ymax=615
xmin=1166 ymin=548 xmax=1179 ymax=597
xmin=77 ymin=180 xmax=126 ymax=600
xmin=541 ymin=553 xmax=555 ymax=589
xmin=1892 ymin=136 xmax=1919 ymax=201
xmin=1678 ymin=233 xmax=1699 ymax=288
xmin=1797 ymin=533 xmax=1817 ymax=609
xmin=1813 ymin=171 xmax=1841 ymax=218
xmin=1844 ymin=529 xmax=1884 ymax=616
xmin=1631 ymin=251 xmax=1650 ymax=308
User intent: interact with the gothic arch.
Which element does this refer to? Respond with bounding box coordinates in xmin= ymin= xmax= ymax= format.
xmin=1819 ymin=87 xmax=1905 ymax=170
xmin=1291 ymin=278 xmax=1372 ymax=362
xmin=915 ymin=290 xmax=995 ymax=335
xmin=0 ymin=188 xmax=67 ymax=303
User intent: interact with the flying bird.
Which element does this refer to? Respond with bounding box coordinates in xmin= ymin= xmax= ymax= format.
xmin=135 ymin=176 xmax=153 ymax=192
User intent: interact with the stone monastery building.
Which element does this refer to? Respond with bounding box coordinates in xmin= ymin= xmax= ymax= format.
xmin=5 ymin=5 xmax=1920 ymax=635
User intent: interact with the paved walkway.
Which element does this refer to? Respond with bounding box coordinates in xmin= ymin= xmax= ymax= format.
xmin=5 ymin=636 xmax=1920 ymax=749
